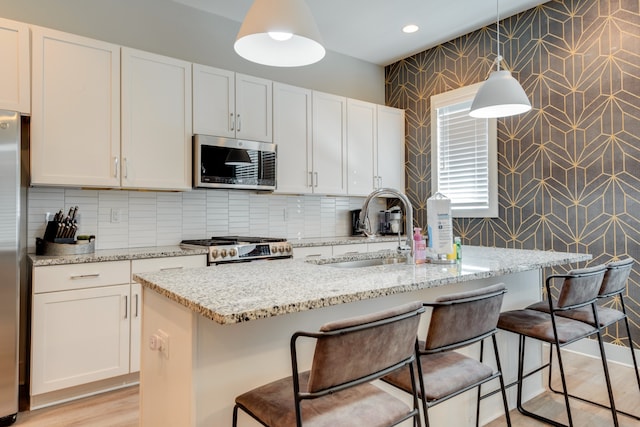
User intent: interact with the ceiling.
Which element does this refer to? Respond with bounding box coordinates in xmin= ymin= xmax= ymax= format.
xmin=171 ymin=0 xmax=549 ymax=66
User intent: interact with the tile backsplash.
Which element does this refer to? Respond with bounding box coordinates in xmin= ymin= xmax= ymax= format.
xmin=27 ymin=187 xmax=385 ymax=252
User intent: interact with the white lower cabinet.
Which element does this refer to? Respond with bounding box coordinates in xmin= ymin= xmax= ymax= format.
xmin=293 ymin=241 xmax=399 ymax=259
xmin=30 ymin=254 xmax=206 ymax=402
xmin=31 ymin=284 xmax=131 ymax=395
xmin=31 ymin=261 xmax=131 ymax=395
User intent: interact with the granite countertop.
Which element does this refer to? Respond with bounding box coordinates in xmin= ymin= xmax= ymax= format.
xmin=133 ymin=246 xmax=591 ymax=325
xmin=29 ymin=245 xmax=209 ymax=267
xmin=28 ymin=236 xmax=397 ymax=267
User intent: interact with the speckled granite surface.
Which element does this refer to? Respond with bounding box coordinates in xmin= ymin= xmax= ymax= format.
xmin=28 ymin=236 xmax=395 ymax=266
xmin=134 ymin=245 xmax=591 ymax=325
xmin=29 ymin=245 xmax=208 ymax=266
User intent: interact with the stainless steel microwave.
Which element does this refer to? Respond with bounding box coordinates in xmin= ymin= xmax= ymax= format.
xmin=193 ymin=135 xmax=277 ymax=191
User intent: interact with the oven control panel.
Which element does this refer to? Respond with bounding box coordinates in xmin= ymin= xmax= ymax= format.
xmin=209 ymin=242 xmax=292 ymax=263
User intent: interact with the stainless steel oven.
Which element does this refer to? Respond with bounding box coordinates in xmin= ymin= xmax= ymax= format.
xmin=193 ymin=135 xmax=277 ymax=190
xmin=180 ymin=236 xmax=292 ymax=265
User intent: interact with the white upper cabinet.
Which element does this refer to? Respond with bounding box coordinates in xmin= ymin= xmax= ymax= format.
xmin=193 ymin=64 xmax=272 ymax=142
xmin=30 ymin=29 xmax=192 ymax=190
xmin=347 ymin=99 xmax=377 ymax=196
xmin=376 ymin=105 xmax=405 ymax=191
xmin=193 ymin=65 xmax=234 ymax=138
xmin=273 ymin=82 xmax=313 ymax=194
xmin=0 ymin=17 xmax=29 ymax=114
xmin=30 ymin=26 xmax=121 ymax=187
xmin=121 ymin=48 xmax=192 ymax=190
xmin=312 ymin=91 xmax=348 ymax=195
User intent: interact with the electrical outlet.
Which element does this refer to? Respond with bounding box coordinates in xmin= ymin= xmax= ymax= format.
xmin=157 ymin=329 xmax=170 ymax=359
xmin=110 ymin=208 xmax=121 ymax=223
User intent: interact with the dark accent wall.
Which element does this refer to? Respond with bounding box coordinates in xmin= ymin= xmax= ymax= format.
xmin=385 ymin=0 xmax=640 ymax=347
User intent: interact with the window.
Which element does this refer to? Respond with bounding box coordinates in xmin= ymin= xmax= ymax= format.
xmin=431 ymin=83 xmax=498 ymax=218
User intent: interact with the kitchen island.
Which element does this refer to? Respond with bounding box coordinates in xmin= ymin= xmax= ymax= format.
xmin=134 ymin=246 xmax=590 ymax=427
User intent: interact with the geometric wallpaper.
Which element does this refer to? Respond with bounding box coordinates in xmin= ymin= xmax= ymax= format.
xmin=385 ymin=0 xmax=640 ymax=348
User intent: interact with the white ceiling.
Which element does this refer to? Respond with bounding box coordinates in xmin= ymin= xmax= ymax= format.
xmin=172 ymin=0 xmax=549 ymax=66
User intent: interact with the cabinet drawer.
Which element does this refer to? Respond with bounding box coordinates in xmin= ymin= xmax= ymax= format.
xmin=292 ymin=246 xmax=333 ymax=259
xmin=332 ymin=243 xmax=368 ymax=256
xmin=131 ymin=255 xmax=206 ymax=279
xmin=33 ymin=261 xmax=130 ymax=294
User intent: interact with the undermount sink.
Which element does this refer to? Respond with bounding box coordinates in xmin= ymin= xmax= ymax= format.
xmin=324 ymin=257 xmax=408 ymax=268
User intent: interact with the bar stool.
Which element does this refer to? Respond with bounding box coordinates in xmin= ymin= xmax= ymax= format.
xmin=381 ymin=284 xmax=511 ymax=427
xmin=497 ymin=264 xmax=619 ymax=427
xmin=527 ymin=257 xmax=639 ymax=420
xmin=232 ymin=301 xmax=425 ymax=427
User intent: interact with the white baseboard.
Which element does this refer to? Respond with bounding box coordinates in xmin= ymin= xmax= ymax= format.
xmin=559 ymin=339 xmax=639 ymax=368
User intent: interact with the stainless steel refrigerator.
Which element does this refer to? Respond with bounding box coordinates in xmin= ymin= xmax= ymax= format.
xmin=0 ymin=110 xmax=24 ymax=426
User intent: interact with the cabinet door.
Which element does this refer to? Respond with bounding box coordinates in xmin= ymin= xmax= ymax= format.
xmin=31 ymin=26 xmax=121 ymax=187
xmin=192 ymin=64 xmax=235 ymax=138
xmin=121 ymin=48 xmax=192 ymax=190
xmin=347 ymin=99 xmax=376 ymax=196
xmin=235 ymin=73 xmax=272 ymax=142
xmin=130 ymin=282 xmax=142 ymax=373
xmin=273 ymin=83 xmax=312 ymax=194
xmin=0 ymin=17 xmax=29 ymax=113
xmin=31 ymin=284 xmax=131 ymax=394
xmin=376 ymin=106 xmax=405 ymax=191
xmin=312 ymin=91 xmax=347 ymax=195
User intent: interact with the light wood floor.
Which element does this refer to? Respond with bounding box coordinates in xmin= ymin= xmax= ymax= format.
xmin=13 ymin=351 xmax=639 ymax=426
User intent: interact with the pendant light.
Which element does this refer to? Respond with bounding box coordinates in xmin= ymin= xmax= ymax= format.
xmin=234 ymin=0 xmax=325 ymax=67
xmin=469 ymin=0 xmax=531 ymax=118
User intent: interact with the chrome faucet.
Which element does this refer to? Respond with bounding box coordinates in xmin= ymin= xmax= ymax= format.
xmin=359 ymin=188 xmax=414 ymax=264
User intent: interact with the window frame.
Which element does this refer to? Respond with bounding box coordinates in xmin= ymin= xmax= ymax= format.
xmin=430 ymin=83 xmax=498 ymax=218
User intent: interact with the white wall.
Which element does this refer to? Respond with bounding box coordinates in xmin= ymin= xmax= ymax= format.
xmin=0 ymin=0 xmax=385 ymax=104
xmin=27 ymin=188 xmax=386 ymax=251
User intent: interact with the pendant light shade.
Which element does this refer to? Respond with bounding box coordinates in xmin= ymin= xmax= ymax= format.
xmin=469 ymin=0 xmax=531 ymax=118
xmin=234 ymin=0 xmax=325 ymax=67
xmin=469 ymin=70 xmax=531 ymax=118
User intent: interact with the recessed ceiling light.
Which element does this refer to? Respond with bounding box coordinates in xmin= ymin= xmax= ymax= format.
xmin=402 ymin=24 xmax=419 ymax=34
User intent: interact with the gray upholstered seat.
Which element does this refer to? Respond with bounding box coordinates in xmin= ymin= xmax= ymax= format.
xmin=232 ymin=301 xmax=425 ymax=427
xmin=381 ymin=283 xmax=511 ymax=427
xmin=525 ymin=257 xmax=639 ymax=421
xmin=497 ymin=264 xmax=620 ymax=427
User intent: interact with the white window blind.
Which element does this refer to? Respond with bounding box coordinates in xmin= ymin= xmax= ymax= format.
xmin=431 ymin=84 xmax=498 ymax=218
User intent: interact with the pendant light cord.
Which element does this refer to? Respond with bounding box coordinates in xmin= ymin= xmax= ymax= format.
xmin=496 ymin=0 xmax=502 ymax=71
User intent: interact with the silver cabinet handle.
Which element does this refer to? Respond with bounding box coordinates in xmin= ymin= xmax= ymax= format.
xmin=123 ymin=158 xmax=129 ymax=179
xmin=229 ymin=113 xmax=234 ymax=131
xmin=114 ymin=157 xmax=119 ymax=178
xmin=236 ymin=114 xmax=241 ymax=132
xmin=70 ymin=273 xmax=100 ymax=279
xmin=308 ymin=172 xmax=313 ymax=188
xmin=135 ymin=293 xmax=139 ymax=318
xmin=314 ymin=172 xmax=319 ymax=187
xmin=160 ymin=266 xmax=184 ymax=271
xmin=124 ymin=295 xmax=129 ymax=319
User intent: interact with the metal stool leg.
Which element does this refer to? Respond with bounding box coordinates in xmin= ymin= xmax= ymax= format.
xmin=492 ymin=334 xmax=512 ymax=427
